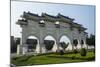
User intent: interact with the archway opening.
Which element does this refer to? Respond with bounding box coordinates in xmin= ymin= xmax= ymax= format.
xmin=44 ymin=35 xmax=56 ymax=51
xmin=81 ymin=39 xmax=84 ymax=47
xmin=73 ymin=39 xmax=78 ymax=49
xmin=26 ymin=36 xmax=39 ymax=52
xmin=81 ymin=40 xmax=84 ymax=44
xmin=59 ymin=35 xmax=71 ymax=51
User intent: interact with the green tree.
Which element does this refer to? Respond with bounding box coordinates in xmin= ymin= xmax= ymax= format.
xmin=80 ymin=48 xmax=87 ymax=56
xmin=11 ymin=37 xmax=21 ymax=53
xmin=11 ymin=36 xmax=16 ymax=53
xmin=86 ymin=34 xmax=95 ymax=47
xmin=44 ymin=40 xmax=55 ymax=50
xmin=59 ymin=42 xmax=69 ymax=51
xmin=26 ymin=39 xmax=37 ymax=49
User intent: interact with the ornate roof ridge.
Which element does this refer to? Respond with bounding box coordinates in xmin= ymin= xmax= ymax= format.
xmin=57 ymin=13 xmax=75 ymax=21
xmin=22 ymin=11 xmax=86 ymax=29
xmin=24 ymin=11 xmax=75 ymax=21
xmin=27 ymin=11 xmax=39 ymax=17
xmin=41 ymin=13 xmax=57 ymax=18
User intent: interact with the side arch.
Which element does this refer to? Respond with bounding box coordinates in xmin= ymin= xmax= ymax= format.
xmin=73 ymin=36 xmax=81 ymax=49
xmin=26 ymin=35 xmax=40 ymax=52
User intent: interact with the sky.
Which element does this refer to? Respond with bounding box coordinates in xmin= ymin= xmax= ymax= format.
xmin=11 ymin=1 xmax=95 ymax=42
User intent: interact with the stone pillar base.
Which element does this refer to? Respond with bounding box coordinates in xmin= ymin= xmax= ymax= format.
xmin=35 ymin=44 xmax=46 ymax=54
xmin=17 ymin=45 xmax=21 ymax=55
xmin=77 ymin=44 xmax=82 ymax=49
xmin=83 ymin=44 xmax=88 ymax=49
xmin=17 ymin=44 xmax=28 ymax=55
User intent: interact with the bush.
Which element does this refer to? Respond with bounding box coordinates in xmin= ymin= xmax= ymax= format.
xmin=16 ymin=55 xmax=33 ymax=62
xmin=93 ymin=49 xmax=95 ymax=54
xmin=71 ymin=56 xmax=75 ymax=59
xmin=59 ymin=50 xmax=64 ymax=55
xmin=55 ymin=50 xmax=64 ymax=55
xmin=80 ymin=48 xmax=87 ymax=56
xmin=73 ymin=49 xmax=78 ymax=54
xmin=12 ymin=57 xmax=19 ymax=60
xmin=44 ymin=40 xmax=54 ymax=50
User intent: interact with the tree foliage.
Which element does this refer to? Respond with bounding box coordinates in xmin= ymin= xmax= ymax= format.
xmin=59 ymin=50 xmax=64 ymax=55
xmin=11 ymin=36 xmax=16 ymax=53
xmin=11 ymin=36 xmax=20 ymax=53
xmin=73 ymin=39 xmax=78 ymax=47
xmin=86 ymin=34 xmax=95 ymax=46
xmin=44 ymin=40 xmax=55 ymax=50
xmin=26 ymin=39 xmax=37 ymax=49
xmin=80 ymin=48 xmax=87 ymax=56
xmin=73 ymin=49 xmax=78 ymax=54
xmin=59 ymin=42 xmax=69 ymax=50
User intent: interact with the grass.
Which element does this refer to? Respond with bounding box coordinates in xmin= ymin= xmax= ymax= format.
xmin=11 ymin=51 xmax=95 ymax=66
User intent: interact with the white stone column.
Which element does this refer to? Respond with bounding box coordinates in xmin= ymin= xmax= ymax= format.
xmin=39 ymin=38 xmax=43 ymax=54
xmin=41 ymin=43 xmax=46 ymax=53
xmin=17 ymin=44 xmax=28 ymax=55
xmin=52 ymin=40 xmax=58 ymax=52
xmin=35 ymin=40 xmax=40 ymax=54
xmin=17 ymin=27 xmax=28 ymax=55
xmin=22 ymin=44 xmax=28 ymax=55
xmin=39 ymin=37 xmax=46 ymax=54
xmin=17 ymin=29 xmax=23 ymax=54
xmin=77 ymin=39 xmax=82 ymax=49
xmin=17 ymin=45 xmax=21 ymax=55
xmin=56 ymin=28 xmax=60 ymax=52
xmin=56 ymin=38 xmax=60 ymax=52
xmin=35 ymin=36 xmax=46 ymax=54
xmin=70 ymin=40 xmax=74 ymax=51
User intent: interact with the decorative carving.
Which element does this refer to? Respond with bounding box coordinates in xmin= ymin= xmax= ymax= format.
xmin=55 ymin=21 xmax=60 ymax=28
xmin=39 ymin=20 xmax=45 ymax=27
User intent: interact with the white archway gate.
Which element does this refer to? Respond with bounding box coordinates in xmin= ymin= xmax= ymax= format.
xmin=16 ymin=12 xmax=88 ymax=54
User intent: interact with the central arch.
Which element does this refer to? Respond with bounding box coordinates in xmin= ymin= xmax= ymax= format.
xmin=59 ymin=35 xmax=72 ymax=51
xmin=43 ymin=35 xmax=57 ymax=52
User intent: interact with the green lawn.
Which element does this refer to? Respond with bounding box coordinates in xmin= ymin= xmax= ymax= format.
xmin=11 ymin=52 xmax=95 ymax=66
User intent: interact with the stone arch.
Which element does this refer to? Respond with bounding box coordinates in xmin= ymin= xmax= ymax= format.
xmin=81 ymin=38 xmax=87 ymax=48
xmin=25 ymin=34 xmax=40 ymax=53
xmin=59 ymin=35 xmax=72 ymax=51
xmin=43 ymin=35 xmax=56 ymax=41
xmin=26 ymin=33 xmax=40 ymax=40
xmin=43 ymin=35 xmax=57 ymax=52
xmin=22 ymin=32 xmax=39 ymax=44
xmin=59 ymin=33 xmax=72 ymax=42
xmin=73 ymin=38 xmax=79 ymax=49
xmin=58 ymin=33 xmax=73 ymax=50
xmin=42 ymin=32 xmax=57 ymax=40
